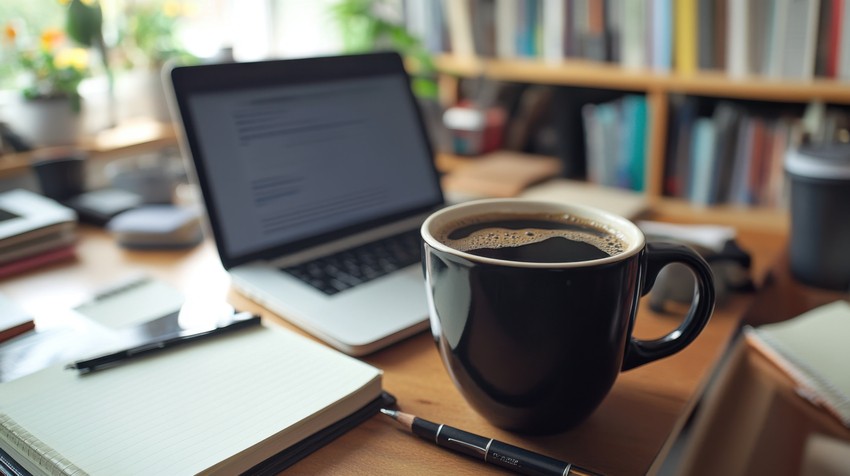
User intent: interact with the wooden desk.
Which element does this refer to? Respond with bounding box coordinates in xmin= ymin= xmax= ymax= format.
xmin=0 ymin=225 xmax=786 ymax=475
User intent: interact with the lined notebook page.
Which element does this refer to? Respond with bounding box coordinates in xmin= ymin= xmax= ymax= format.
xmin=745 ymin=300 xmax=850 ymax=427
xmin=0 ymin=326 xmax=382 ymax=475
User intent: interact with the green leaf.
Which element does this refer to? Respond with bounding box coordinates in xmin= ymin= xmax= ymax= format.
xmin=65 ymin=0 xmax=103 ymax=47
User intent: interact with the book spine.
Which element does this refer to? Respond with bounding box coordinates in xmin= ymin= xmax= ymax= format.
xmin=496 ymin=0 xmax=519 ymax=57
xmin=620 ymin=0 xmax=646 ymax=68
xmin=650 ymin=0 xmax=672 ymax=72
xmin=0 ymin=413 xmax=83 ymax=475
xmin=726 ymin=0 xmax=749 ymax=77
xmin=542 ymin=0 xmax=566 ymax=62
xmin=827 ymin=0 xmax=843 ymax=77
xmin=674 ymin=0 xmax=697 ymax=74
xmin=443 ymin=0 xmax=476 ymax=57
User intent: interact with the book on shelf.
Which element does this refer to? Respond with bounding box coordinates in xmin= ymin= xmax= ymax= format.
xmin=712 ymin=0 xmax=727 ymax=70
xmin=442 ymin=0 xmax=476 ymax=57
xmin=568 ymin=0 xmax=586 ymax=57
xmin=727 ymin=116 xmax=758 ymax=205
xmin=674 ymin=0 xmax=698 ymax=74
xmin=839 ymin=0 xmax=850 ymax=79
xmin=410 ymin=0 xmax=842 ymax=81
xmin=471 ymin=0 xmax=498 ymax=57
xmin=0 ymin=324 xmax=387 ymax=475
xmin=745 ymin=301 xmax=850 ymax=428
xmin=814 ymin=0 xmax=835 ymax=77
xmin=515 ymin=0 xmax=540 ymax=57
xmin=580 ymin=94 xmax=648 ymax=192
xmin=649 ymin=0 xmax=672 ymax=71
xmin=708 ymin=101 xmax=743 ymax=204
xmin=663 ymin=98 xmax=809 ymax=208
xmin=408 ymin=0 xmax=449 ymax=54
xmin=776 ymin=0 xmax=822 ymax=80
xmin=495 ymin=0 xmax=518 ymax=58
xmin=725 ymin=0 xmax=750 ymax=77
xmin=622 ymin=94 xmax=647 ymax=192
xmin=663 ymin=95 xmax=697 ymax=198
xmin=580 ymin=0 xmax=608 ymax=62
xmin=696 ymin=0 xmax=715 ymax=71
xmin=620 ymin=0 xmax=647 ymax=68
xmin=606 ymin=0 xmax=623 ymax=62
xmin=688 ymin=117 xmax=717 ymax=205
xmin=542 ymin=0 xmax=566 ymax=62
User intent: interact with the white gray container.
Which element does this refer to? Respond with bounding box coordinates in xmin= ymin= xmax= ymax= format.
xmin=785 ymin=144 xmax=850 ymax=291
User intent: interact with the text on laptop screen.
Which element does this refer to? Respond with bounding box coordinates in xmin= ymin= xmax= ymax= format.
xmin=187 ymin=74 xmax=441 ymax=258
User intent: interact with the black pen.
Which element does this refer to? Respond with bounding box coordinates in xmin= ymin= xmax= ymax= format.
xmin=380 ymin=409 xmax=602 ymax=476
xmin=66 ymin=312 xmax=261 ymax=374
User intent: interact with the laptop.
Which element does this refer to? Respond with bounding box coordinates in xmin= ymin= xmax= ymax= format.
xmin=168 ymin=52 xmax=445 ymax=355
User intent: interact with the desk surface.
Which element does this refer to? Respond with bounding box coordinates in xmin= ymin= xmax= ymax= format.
xmin=0 ymin=224 xmax=786 ymax=475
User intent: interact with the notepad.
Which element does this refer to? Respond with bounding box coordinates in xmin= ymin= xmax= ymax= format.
xmin=73 ymin=276 xmax=186 ymax=329
xmin=0 ymin=325 xmax=383 ymax=475
xmin=745 ymin=301 xmax=850 ymax=427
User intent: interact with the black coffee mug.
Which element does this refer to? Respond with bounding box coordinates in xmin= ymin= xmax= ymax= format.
xmin=421 ymin=199 xmax=715 ymax=433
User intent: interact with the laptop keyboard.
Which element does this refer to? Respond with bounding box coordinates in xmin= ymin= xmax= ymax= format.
xmin=281 ymin=228 xmax=422 ymax=295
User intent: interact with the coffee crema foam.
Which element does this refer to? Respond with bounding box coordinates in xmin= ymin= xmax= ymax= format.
xmin=437 ymin=213 xmax=627 ymax=258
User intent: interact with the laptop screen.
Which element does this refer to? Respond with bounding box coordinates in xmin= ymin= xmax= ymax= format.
xmin=170 ymin=53 xmax=444 ymax=267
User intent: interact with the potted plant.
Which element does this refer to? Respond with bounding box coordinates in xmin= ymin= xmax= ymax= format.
xmin=119 ymin=0 xmax=196 ymax=122
xmin=4 ymin=24 xmax=91 ymax=146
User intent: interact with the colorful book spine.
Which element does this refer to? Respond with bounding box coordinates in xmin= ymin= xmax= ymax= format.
xmin=674 ymin=0 xmax=698 ymax=74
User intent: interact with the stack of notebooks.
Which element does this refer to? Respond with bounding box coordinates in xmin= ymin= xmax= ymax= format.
xmin=0 ymin=323 xmax=388 ymax=475
xmin=0 ymin=189 xmax=77 ymax=279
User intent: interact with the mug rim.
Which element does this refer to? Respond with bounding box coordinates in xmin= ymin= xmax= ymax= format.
xmin=421 ymin=198 xmax=645 ymax=268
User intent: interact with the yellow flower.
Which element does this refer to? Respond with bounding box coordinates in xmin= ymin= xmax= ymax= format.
xmin=40 ymin=28 xmax=64 ymax=51
xmin=54 ymin=47 xmax=89 ymax=71
xmin=57 ymin=0 xmax=70 ymax=5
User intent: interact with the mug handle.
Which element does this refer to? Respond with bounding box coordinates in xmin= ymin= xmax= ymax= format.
xmin=622 ymin=242 xmax=716 ymax=370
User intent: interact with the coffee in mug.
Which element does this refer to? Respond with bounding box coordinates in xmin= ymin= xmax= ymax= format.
xmin=422 ymin=199 xmax=715 ymax=433
xmin=434 ymin=212 xmax=627 ymax=263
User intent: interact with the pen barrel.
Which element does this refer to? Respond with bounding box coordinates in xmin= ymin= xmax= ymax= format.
xmin=486 ymin=440 xmax=572 ymax=476
xmin=433 ymin=424 xmax=491 ymax=460
xmin=434 ymin=424 xmax=571 ymax=476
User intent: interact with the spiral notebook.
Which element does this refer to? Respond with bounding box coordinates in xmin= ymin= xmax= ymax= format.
xmin=0 ymin=324 xmax=385 ymax=475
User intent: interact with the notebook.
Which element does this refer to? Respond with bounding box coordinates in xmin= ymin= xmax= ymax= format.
xmin=745 ymin=300 xmax=850 ymax=427
xmin=168 ymin=52 xmax=445 ymax=356
xmin=0 ymin=325 xmax=385 ymax=475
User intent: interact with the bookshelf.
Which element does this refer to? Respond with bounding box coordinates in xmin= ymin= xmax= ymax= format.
xmin=431 ymin=54 xmax=850 ymax=232
xmin=427 ymin=55 xmax=850 ymax=233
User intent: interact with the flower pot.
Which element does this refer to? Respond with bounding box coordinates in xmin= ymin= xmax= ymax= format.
xmin=10 ymin=95 xmax=83 ymax=147
xmin=117 ymin=68 xmax=171 ymax=123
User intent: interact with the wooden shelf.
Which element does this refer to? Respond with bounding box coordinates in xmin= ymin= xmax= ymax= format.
xmin=0 ymin=119 xmax=178 ymax=179
xmin=650 ymin=197 xmax=790 ymax=234
xmin=435 ymin=55 xmax=850 ymax=104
